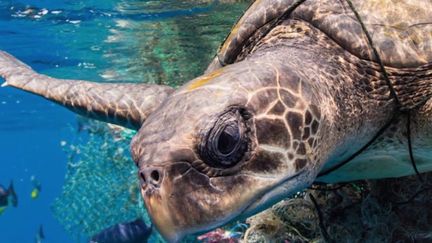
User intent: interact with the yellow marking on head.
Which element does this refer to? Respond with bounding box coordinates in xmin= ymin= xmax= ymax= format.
xmin=187 ymin=69 xmax=224 ymax=91
xmin=220 ymin=24 xmax=240 ymax=54
xmin=31 ymin=188 xmax=39 ymax=199
xmin=0 ymin=206 xmax=6 ymax=215
xmin=219 ymin=0 xmax=262 ymax=54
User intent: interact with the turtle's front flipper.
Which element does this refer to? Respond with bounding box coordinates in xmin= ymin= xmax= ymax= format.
xmin=0 ymin=51 xmax=174 ymax=130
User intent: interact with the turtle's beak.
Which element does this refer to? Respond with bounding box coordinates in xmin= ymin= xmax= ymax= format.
xmin=142 ymin=188 xmax=184 ymax=242
xmin=139 ymin=163 xmax=202 ymax=242
xmin=138 ymin=165 xmax=184 ymax=241
xmin=139 ymin=163 xmax=252 ymax=242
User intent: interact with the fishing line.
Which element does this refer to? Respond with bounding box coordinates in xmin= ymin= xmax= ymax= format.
xmin=318 ymin=0 xmax=422 ymax=182
xmin=309 ymin=194 xmax=332 ymax=242
xmin=317 ymin=116 xmax=397 ymax=177
xmin=406 ymin=110 xmax=423 ymax=182
xmin=309 ymin=183 xmax=348 ymax=191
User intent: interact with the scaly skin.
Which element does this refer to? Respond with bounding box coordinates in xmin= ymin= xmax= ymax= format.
xmin=1 ymin=0 xmax=432 ymax=241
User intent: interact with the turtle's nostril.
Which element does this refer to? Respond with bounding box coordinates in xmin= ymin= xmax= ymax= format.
xmin=139 ymin=171 xmax=147 ymax=188
xmin=140 ymin=168 xmax=163 ymax=189
xmin=151 ymin=170 xmax=161 ymax=183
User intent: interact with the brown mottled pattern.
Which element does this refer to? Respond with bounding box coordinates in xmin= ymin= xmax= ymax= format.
xmin=245 ymin=17 xmax=400 ymax=179
xmin=317 ymin=96 xmax=432 ymax=183
xmin=289 ymin=0 xmax=432 ymax=68
xmin=218 ymin=0 xmax=432 ymax=110
xmin=352 ymin=0 xmax=432 ymax=68
xmin=387 ymin=63 xmax=432 ymax=109
xmin=0 ymin=51 xmax=174 ymax=130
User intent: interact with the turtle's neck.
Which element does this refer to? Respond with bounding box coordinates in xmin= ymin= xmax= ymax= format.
xmin=246 ymin=18 xmax=398 ymax=179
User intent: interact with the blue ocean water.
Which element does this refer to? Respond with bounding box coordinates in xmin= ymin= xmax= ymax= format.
xmin=0 ymin=0 xmax=246 ymax=242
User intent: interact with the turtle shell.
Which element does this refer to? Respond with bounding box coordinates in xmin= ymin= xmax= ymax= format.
xmin=208 ymin=0 xmax=432 ymax=71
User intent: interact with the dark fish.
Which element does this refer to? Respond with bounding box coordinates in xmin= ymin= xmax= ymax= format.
xmin=35 ymin=225 xmax=44 ymax=243
xmin=8 ymin=180 xmax=17 ymax=207
xmin=90 ymin=218 xmax=152 ymax=243
xmin=0 ymin=180 xmax=18 ymax=208
xmin=0 ymin=185 xmax=7 ymax=208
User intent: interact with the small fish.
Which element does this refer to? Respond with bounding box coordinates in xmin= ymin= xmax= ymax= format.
xmin=0 ymin=180 xmax=18 ymax=213
xmin=30 ymin=176 xmax=41 ymax=200
xmin=8 ymin=181 xmax=18 ymax=207
xmin=0 ymin=206 xmax=6 ymax=215
xmin=31 ymin=188 xmax=40 ymax=199
xmin=90 ymin=218 xmax=152 ymax=243
xmin=35 ymin=225 xmax=45 ymax=243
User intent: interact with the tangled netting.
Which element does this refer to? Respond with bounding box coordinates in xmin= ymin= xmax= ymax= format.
xmin=244 ymin=173 xmax=432 ymax=242
xmin=51 ymin=119 xmax=158 ymax=241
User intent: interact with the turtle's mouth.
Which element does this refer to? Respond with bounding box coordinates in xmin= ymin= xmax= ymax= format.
xmin=239 ymin=169 xmax=306 ymax=218
xmin=144 ymin=166 xmax=306 ymax=242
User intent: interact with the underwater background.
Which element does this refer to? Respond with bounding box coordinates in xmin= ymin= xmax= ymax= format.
xmin=3 ymin=0 xmax=432 ymax=242
xmin=0 ymin=0 xmax=250 ymax=242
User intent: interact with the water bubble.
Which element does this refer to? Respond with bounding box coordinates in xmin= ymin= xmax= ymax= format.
xmin=90 ymin=46 xmax=101 ymax=51
xmin=39 ymin=9 xmax=49 ymax=16
xmin=68 ymin=20 xmax=81 ymax=25
xmin=82 ymin=62 xmax=96 ymax=69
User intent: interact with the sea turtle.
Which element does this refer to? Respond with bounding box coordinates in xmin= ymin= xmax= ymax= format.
xmin=1 ymin=0 xmax=432 ymax=241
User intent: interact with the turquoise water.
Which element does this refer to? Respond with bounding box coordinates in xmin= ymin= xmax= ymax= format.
xmin=0 ymin=0 xmax=248 ymax=242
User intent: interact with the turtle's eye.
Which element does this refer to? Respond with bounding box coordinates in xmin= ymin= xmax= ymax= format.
xmin=199 ymin=108 xmax=251 ymax=169
xmin=217 ymin=124 xmax=240 ymax=155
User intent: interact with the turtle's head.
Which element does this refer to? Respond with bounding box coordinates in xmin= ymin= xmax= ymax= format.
xmin=0 ymin=49 xmax=323 ymax=241
xmin=132 ymin=60 xmax=322 ymax=241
